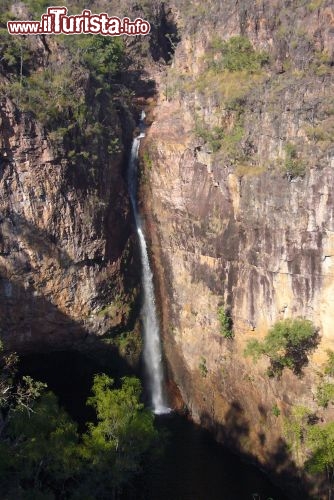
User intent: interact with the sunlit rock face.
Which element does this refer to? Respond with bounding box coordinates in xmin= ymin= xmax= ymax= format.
xmin=142 ymin=0 xmax=334 ymax=495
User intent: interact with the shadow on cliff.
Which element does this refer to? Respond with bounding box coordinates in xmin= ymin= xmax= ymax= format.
xmin=0 ymin=271 xmax=139 ymax=424
xmin=0 ymin=212 xmax=147 ymax=431
xmin=0 ymin=208 xmax=138 ymax=351
xmin=1 ymin=209 xmax=129 ymax=270
xmin=0 ymin=99 xmax=16 ymax=171
xmin=122 ymin=70 xmax=157 ymax=99
xmin=0 ymin=264 xmax=135 ymax=361
xmin=198 ymin=405 xmax=315 ymax=500
xmin=0 ymin=211 xmax=72 ymax=266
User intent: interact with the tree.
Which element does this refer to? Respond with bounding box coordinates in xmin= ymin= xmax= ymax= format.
xmin=306 ymin=422 xmax=334 ymax=500
xmin=3 ymin=392 xmax=81 ymax=496
xmin=0 ymin=341 xmax=46 ymax=435
xmin=67 ymin=34 xmax=125 ymax=80
xmin=81 ymin=375 xmax=158 ymax=496
xmin=218 ymin=306 xmax=233 ymax=339
xmin=316 ymin=382 xmax=334 ymax=408
xmin=244 ymin=318 xmax=319 ymax=376
xmin=283 ymin=405 xmax=334 ymax=499
xmin=0 ymin=343 xmax=160 ymax=499
xmin=220 ymin=36 xmax=269 ymax=72
xmin=283 ymin=405 xmax=312 ymax=467
xmin=324 ymin=350 xmax=334 ymax=377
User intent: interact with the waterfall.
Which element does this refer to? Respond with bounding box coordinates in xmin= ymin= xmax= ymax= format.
xmin=127 ymin=111 xmax=170 ymax=415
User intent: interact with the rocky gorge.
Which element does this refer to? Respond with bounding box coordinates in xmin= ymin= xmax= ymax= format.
xmin=0 ymin=0 xmax=334 ymax=498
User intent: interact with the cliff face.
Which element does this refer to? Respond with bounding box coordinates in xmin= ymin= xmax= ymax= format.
xmin=0 ymin=96 xmax=138 ymax=352
xmin=0 ymin=0 xmax=177 ymax=355
xmin=0 ymin=32 xmax=138 ymax=352
xmin=143 ymin=0 xmax=334 ymax=490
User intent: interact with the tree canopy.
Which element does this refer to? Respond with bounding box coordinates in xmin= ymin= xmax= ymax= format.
xmin=0 ymin=343 xmax=159 ymax=499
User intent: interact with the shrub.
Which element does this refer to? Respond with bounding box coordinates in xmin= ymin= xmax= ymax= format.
xmin=316 ymin=382 xmax=334 ymax=408
xmin=283 ymin=405 xmax=313 ymax=466
xmin=0 ymin=32 xmax=29 ymax=76
xmin=272 ymin=404 xmax=281 ymax=417
xmin=66 ymin=35 xmax=124 ymax=79
xmin=284 ymin=404 xmax=334 ymax=496
xmin=218 ymin=306 xmax=233 ymax=339
xmin=1 ymin=20 xmax=125 ymax=154
xmin=308 ymin=0 xmax=326 ymax=11
xmin=221 ymin=121 xmax=245 ymax=159
xmin=244 ymin=318 xmax=319 ymax=376
xmin=306 ymin=122 xmax=334 ymax=144
xmin=1 ymin=370 xmax=159 ymax=498
xmin=194 ymin=118 xmax=225 ymax=152
xmin=305 ymin=421 xmax=334 ymax=496
xmin=284 ymin=142 xmax=306 ymax=178
xmin=142 ymin=150 xmax=153 ymax=170
xmin=199 ymin=357 xmax=208 ymax=378
xmin=194 ymin=114 xmax=244 ymax=156
xmin=324 ymin=350 xmax=334 ymax=377
xmin=220 ymin=36 xmax=269 ymax=73
xmin=22 ymin=0 xmax=51 ymax=16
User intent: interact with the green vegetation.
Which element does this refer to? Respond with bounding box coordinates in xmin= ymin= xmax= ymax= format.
xmin=281 ymin=349 xmax=334 ymax=495
xmin=104 ymin=330 xmax=142 ymax=363
xmin=9 ymin=65 xmax=83 ymax=129
xmin=324 ymin=350 xmax=334 ymax=377
xmin=2 ymin=392 xmax=81 ymax=496
xmin=305 ymin=117 xmax=334 ymax=147
xmin=314 ymin=350 xmax=334 ymax=408
xmin=21 ymin=0 xmax=89 ymax=16
xmin=234 ymin=163 xmax=266 ymax=177
xmin=218 ymin=306 xmax=233 ymax=339
xmin=199 ymin=357 xmax=208 ymax=378
xmin=0 ymin=340 xmax=46 ymax=417
xmin=22 ymin=0 xmax=50 ymax=16
xmin=142 ymin=150 xmax=153 ymax=171
xmin=271 ymin=404 xmax=281 ymax=417
xmin=0 ymin=342 xmax=159 ymax=498
xmin=97 ymin=293 xmax=133 ymax=325
xmin=180 ymin=35 xmax=268 ymax=159
xmin=218 ymin=36 xmax=269 ymax=73
xmin=194 ymin=119 xmax=225 ymax=153
xmin=65 ymin=34 xmax=124 ymax=80
xmin=0 ymin=30 xmax=30 ymax=77
xmin=308 ymin=0 xmax=326 ymax=12
xmin=82 ymin=374 xmax=158 ymax=494
xmin=0 ymin=5 xmax=126 ymax=164
xmin=221 ymin=120 xmax=245 ymax=159
xmin=283 ymin=405 xmax=313 ymax=466
xmin=311 ymin=49 xmax=332 ymax=76
xmin=316 ymin=382 xmax=334 ymax=408
xmin=194 ymin=109 xmax=245 ymax=156
xmin=284 ymin=404 xmax=334 ymax=497
xmin=244 ymin=318 xmax=318 ymax=377
xmin=2 ymin=34 xmax=124 ymax=127
xmin=98 ymin=302 xmax=120 ymax=319
xmin=305 ymin=421 xmax=334 ymax=494
xmin=283 ymin=142 xmax=306 ymax=178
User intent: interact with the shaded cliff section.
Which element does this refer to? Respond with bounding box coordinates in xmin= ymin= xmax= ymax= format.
xmin=0 ymin=93 xmax=137 ymax=352
xmin=0 ymin=0 xmax=181 ymax=359
xmin=142 ymin=0 xmax=334 ymax=497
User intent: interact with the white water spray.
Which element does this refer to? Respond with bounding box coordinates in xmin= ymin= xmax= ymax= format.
xmin=127 ymin=111 xmax=170 ymax=415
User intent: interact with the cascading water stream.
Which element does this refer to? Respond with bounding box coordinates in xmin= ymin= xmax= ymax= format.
xmin=127 ymin=111 xmax=170 ymax=415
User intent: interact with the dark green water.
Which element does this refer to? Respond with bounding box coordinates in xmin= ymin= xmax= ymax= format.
xmin=19 ymin=351 xmax=289 ymax=500
xmin=143 ymin=413 xmax=288 ymax=500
